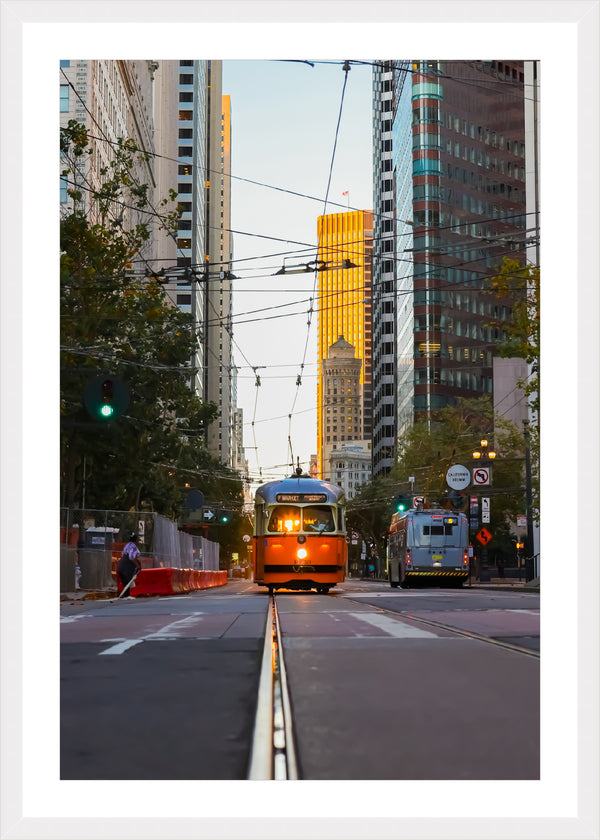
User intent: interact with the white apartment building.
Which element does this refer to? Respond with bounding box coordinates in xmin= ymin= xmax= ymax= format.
xmin=329 ymin=441 xmax=372 ymax=500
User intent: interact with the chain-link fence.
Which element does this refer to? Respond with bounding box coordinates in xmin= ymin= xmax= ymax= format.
xmin=60 ymin=508 xmax=220 ymax=592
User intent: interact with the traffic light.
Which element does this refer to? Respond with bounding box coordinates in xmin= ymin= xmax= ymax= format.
xmin=216 ymin=509 xmax=231 ymax=525
xmin=83 ymin=375 xmax=130 ymax=421
xmin=447 ymin=490 xmax=467 ymax=510
xmin=100 ymin=379 xmax=115 ymax=417
xmin=392 ymin=493 xmax=412 ymax=513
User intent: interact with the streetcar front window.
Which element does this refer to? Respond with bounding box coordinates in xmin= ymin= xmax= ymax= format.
xmin=302 ymin=506 xmax=336 ymax=533
xmin=267 ymin=506 xmax=301 ymax=533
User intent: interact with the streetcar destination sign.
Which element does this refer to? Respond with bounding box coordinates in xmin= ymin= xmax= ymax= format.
xmin=276 ymin=493 xmax=327 ymax=503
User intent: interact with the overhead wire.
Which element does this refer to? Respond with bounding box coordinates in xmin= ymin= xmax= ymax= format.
xmin=285 ymin=60 xmax=352 ymax=473
xmin=62 ymin=59 xmax=538 ymax=487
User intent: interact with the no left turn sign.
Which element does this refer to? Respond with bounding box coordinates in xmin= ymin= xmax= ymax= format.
xmin=473 ymin=467 xmax=490 ymax=485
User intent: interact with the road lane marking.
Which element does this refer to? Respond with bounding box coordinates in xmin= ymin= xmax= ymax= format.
xmin=60 ymin=614 xmax=94 ymax=623
xmin=99 ymin=639 xmax=144 ymax=655
xmin=349 ymin=612 xmax=439 ymax=638
xmin=96 ymin=613 xmax=206 ymax=654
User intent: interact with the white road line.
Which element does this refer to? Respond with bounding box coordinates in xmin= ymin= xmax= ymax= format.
xmin=341 ymin=591 xmax=463 ymax=598
xmin=60 ymin=614 xmax=94 ymax=623
xmin=349 ymin=613 xmax=439 ymax=638
xmin=97 ymin=613 xmax=206 ymax=654
xmin=99 ymin=639 xmax=144 ymax=655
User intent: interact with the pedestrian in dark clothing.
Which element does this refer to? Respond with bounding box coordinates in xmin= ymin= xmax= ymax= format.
xmin=117 ymin=532 xmax=141 ymax=595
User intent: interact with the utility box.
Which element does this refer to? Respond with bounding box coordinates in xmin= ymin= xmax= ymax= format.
xmin=84 ymin=527 xmax=119 ymax=549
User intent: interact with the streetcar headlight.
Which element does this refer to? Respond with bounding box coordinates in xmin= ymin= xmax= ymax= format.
xmin=297 ymin=548 xmax=308 ymax=560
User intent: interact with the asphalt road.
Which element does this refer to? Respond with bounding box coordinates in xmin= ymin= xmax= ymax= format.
xmin=280 ymin=582 xmax=539 ymax=779
xmin=60 ymin=579 xmax=539 ymax=780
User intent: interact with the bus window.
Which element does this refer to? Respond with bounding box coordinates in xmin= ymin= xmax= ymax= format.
xmin=302 ymin=506 xmax=336 ymax=532
xmin=413 ymin=521 xmax=459 ymax=546
xmin=268 ymin=506 xmax=302 ymax=533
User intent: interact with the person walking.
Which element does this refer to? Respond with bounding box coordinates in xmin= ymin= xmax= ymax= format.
xmin=117 ymin=532 xmax=142 ymax=596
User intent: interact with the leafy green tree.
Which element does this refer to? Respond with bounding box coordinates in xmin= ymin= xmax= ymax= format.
xmin=345 ymin=473 xmax=397 ymax=565
xmin=60 ymin=121 xmax=230 ymax=520
xmin=486 ymin=256 xmax=540 ymax=515
xmin=347 ymin=398 xmax=527 ymax=566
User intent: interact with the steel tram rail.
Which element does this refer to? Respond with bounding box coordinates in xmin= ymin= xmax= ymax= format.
xmin=247 ymin=595 xmax=299 ymax=780
xmin=337 ymin=594 xmax=540 ymax=659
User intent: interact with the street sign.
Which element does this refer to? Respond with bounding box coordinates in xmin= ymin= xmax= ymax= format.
xmin=470 ymin=517 xmax=479 ymax=529
xmin=473 ymin=467 xmax=490 ymax=486
xmin=446 ymin=464 xmax=471 ymax=490
xmin=202 ymin=507 xmax=215 ymax=521
xmin=475 ymin=527 xmax=493 ymax=545
xmin=481 ymin=497 xmax=490 ymax=523
xmin=413 ymin=496 xmax=425 ymax=507
xmin=469 ymin=495 xmax=478 ymax=514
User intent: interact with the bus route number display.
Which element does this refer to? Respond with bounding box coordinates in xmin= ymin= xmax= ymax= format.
xmin=276 ymin=493 xmax=327 ymax=503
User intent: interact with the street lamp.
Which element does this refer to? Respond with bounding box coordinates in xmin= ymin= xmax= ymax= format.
xmin=472 ymin=439 xmax=496 ymax=460
xmin=472 ymin=440 xmax=495 ymax=581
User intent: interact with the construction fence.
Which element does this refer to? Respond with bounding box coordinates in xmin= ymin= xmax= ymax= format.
xmin=60 ymin=508 xmax=220 ymax=592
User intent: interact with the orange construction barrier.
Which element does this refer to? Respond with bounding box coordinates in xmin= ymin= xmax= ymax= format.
xmin=115 ymin=567 xmax=227 ymax=597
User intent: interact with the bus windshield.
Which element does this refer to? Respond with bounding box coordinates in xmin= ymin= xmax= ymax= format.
xmin=411 ymin=518 xmax=461 ymax=547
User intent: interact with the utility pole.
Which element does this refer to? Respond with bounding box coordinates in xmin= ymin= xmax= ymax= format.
xmin=523 ymin=420 xmax=535 ymax=581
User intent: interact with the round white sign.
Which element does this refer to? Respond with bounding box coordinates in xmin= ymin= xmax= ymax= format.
xmin=446 ymin=464 xmax=471 ymax=490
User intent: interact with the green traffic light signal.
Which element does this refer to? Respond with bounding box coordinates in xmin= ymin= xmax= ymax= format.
xmin=392 ymin=493 xmax=411 ymax=513
xmin=100 ymin=379 xmax=115 ymax=417
xmin=83 ymin=375 xmax=129 ymax=421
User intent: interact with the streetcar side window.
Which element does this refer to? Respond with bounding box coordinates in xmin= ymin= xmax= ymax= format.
xmin=267 ymin=506 xmax=302 ymax=533
xmin=302 ymin=505 xmax=335 ymax=533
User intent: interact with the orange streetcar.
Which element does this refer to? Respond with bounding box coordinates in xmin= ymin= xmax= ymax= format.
xmin=253 ymin=469 xmax=347 ymax=594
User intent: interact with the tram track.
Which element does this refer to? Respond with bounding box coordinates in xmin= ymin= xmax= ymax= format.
xmin=361 ymin=599 xmax=541 ymax=659
xmin=247 ymin=594 xmax=299 ymax=780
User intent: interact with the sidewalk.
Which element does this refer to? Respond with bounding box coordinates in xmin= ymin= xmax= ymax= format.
xmin=469 ymin=576 xmax=540 ymax=592
xmin=61 ymin=588 xmax=119 ymax=602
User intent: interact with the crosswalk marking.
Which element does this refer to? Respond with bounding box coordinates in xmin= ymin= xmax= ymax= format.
xmin=349 ymin=613 xmax=438 ymax=638
xmin=99 ymin=639 xmax=143 ymax=655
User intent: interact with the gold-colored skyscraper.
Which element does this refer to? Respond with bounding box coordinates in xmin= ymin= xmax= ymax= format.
xmin=316 ymin=210 xmax=373 ymax=478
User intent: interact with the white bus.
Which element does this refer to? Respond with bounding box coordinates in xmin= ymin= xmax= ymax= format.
xmin=387 ymin=508 xmax=469 ymax=588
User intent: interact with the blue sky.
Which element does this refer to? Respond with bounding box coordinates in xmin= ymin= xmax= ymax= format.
xmin=222 ymin=59 xmax=373 ymax=483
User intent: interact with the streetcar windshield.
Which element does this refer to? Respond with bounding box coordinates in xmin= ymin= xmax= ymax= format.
xmin=302 ymin=506 xmax=336 ymax=532
xmin=266 ymin=504 xmax=336 ymax=533
xmin=267 ymin=506 xmax=301 ymax=532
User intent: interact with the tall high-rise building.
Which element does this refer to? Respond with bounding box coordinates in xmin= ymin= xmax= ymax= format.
xmin=204 ymin=79 xmax=234 ymax=466
xmin=372 ymin=60 xmax=528 ymax=476
xmin=59 ymin=58 xmax=156 ymax=268
xmin=60 ymin=59 xmax=238 ymax=470
xmin=319 ymin=336 xmax=363 ymax=481
xmin=316 ymin=210 xmax=373 ymax=478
